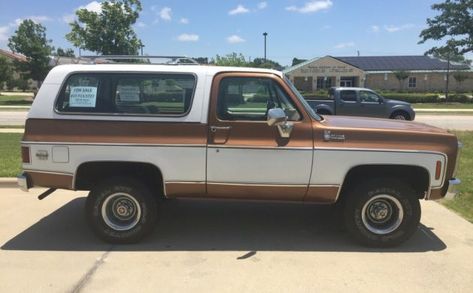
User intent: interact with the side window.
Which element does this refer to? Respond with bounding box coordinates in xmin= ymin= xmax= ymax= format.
xmin=57 ymin=75 xmax=102 ymax=112
xmin=340 ymin=90 xmax=357 ymax=103
xmin=113 ymin=74 xmax=195 ymax=115
xmin=408 ymin=77 xmax=416 ymax=88
xmin=56 ymin=73 xmax=196 ymax=115
xmin=359 ymin=91 xmax=381 ymax=103
xmin=217 ymin=77 xmax=301 ymax=121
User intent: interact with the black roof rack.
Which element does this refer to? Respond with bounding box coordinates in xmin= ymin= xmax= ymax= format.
xmin=80 ymin=55 xmax=199 ymax=65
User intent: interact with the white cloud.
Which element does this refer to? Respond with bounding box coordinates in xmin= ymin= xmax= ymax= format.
xmin=257 ymin=2 xmax=268 ymax=10
xmin=370 ymin=25 xmax=380 ymax=33
xmin=62 ymin=13 xmax=76 ymax=24
xmin=180 ymin=18 xmax=189 ymax=24
xmin=286 ymin=0 xmax=333 ymax=13
xmin=384 ymin=24 xmax=414 ymax=33
xmin=227 ymin=35 xmax=246 ymax=44
xmin=159 ymin=7 xmax=172 ymax=21
xmin=334 ymin=42 xmax=355 ymax=49
xmin=82 ymin=1 xmax=102 ymax=13
xmin=177 ymin=33 xmax=199 ymax=42
xmin=229 ymin=5 xmax=250 ymax=15
xmin=0 ymin=26 xmax=9 ymax=41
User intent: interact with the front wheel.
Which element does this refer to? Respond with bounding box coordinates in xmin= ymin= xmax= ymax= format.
xmin=390 ymin=111 xmax=410 ymax=120
xmin=344 ymin=178 xmax=421 ymax=247
xmin=85 ymin=177 xmax=158 ymax=244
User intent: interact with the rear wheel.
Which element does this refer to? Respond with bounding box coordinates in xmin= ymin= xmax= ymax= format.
xmin=344 ymin=178 xmax=420 ymax=247
xmin=86 ymin=177 xmax=158 ymax=243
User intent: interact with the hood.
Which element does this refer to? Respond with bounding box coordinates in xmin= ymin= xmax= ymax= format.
xmin=319 ymin=115 xmax=448 ymax=134
xmin=385 ymin=98 xmax=411 ymax=107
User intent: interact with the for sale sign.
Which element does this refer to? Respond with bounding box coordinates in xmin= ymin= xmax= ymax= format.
xmin=69 ymin=86 xmax=97 ymax=107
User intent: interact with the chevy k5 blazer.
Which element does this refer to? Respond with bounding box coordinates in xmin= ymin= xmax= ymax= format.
xmin=18 ymin=57 xmax=462 ymax=247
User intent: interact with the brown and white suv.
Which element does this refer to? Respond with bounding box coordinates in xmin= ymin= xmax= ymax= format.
xmin=18 ymin=57 xmax=462 ymax=247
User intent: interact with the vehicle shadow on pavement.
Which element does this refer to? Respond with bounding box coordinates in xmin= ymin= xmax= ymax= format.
xmin=1 ymin=197 xmax=446 ymax=252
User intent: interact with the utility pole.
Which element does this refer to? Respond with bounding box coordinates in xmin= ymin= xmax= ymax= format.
xmin=140 ymin=43 xmax=145 ymax=56
xmin=445 ymin=52 xmax=450 ymax=103
xmin=263 ymin=32 xmax=268 ymax=62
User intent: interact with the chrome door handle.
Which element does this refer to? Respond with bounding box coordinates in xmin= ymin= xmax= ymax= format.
xmin=210 ymin=126 xmax=231 ymax=133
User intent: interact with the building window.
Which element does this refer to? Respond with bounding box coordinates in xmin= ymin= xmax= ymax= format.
xmin=384 ymin=73 xmax=388 ymax=81
xmin=316 ymin=77 xmax=332 ymax=89
xmin=408 ymin=77 xmax=416 ymax=88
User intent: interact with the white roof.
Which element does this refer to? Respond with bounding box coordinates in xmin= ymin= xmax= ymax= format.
xmin=44 ymin=64 xmax=283 ymax=84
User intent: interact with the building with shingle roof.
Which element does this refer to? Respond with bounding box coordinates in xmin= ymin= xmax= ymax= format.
xmin=283 ymin=55 xmax=472 ymax=92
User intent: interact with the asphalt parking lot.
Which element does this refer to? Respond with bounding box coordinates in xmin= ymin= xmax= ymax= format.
xmin=1 ymin=188 xmax=473 ymax=292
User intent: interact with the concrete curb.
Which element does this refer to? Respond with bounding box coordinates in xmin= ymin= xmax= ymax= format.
xmin=415 ymin=108 xmax=473 ymax=112
xmin=0 ymin=106 xmax=31 ymax=109
xmin=0 ymin=178 xmax=18 ymax=188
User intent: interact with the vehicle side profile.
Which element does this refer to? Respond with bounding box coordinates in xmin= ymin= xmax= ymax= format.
xmin=18 ymin=57 xmax=461 ymax=247
xmin=307 ymin=87 xmax=416 ymax=120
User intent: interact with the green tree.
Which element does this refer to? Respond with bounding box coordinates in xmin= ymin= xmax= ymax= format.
xmin=54 ymin=47 xmax=76 ymax=57
xmin=8 ymin=19 xmax=53 ymax=84
xmin=66 ymin=0 xmax=143 ymax=55
xmin=250 ymin=58 xmax=283 ymax=70
xmin=292 ymin=58 xmax=307 ymax=66
xmin=453 ymin=71 xmax=469 ymax=91
xmin=0 ymin=56 xmax=13 ymax=89
xmin=393 ymin=70 xmax=410 ymax=90
xmin=212 ymin=53 xmax=249 ymax=67
xmin=419 ymin=0 xmax=473 ymax=55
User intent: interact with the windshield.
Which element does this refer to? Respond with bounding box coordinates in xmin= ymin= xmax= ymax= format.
xmin=283 ymin=76 xmax=322 ymax=121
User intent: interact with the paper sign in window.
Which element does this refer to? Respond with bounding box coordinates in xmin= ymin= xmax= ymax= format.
xmin=69 ymin=86 xmax=97 ymax=107
xmin=117 ymin=85 xmax=140 ymax=102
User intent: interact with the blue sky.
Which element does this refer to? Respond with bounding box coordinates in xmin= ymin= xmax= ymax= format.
xmin=0 ymin=0 xmax=463 ymax=66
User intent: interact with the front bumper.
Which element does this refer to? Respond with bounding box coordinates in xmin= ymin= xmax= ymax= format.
xmin=445 ymin=178 xmax=461 ymax=200
xmin=17 ymin=172 xmax=30 ymax=192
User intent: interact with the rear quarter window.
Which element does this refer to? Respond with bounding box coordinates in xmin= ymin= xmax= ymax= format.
xmin=56 ymin=73 xmax=196 ymax=116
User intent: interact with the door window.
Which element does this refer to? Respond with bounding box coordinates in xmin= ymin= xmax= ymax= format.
xmin=217 ymin=77 xmax=301 ymax=121
xmin=340 ymin=90 xmax=357 ymax=103
xmin=359 ymin=91 xmax=381 ymax=103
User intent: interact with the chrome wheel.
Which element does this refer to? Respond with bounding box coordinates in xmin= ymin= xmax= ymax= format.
xmin=393 ymin=114 xmax=407 ymax=120
xmin=361 ymin=194 xmax=404 ymax=235
xmin=101 ymin=192 xmax=142 ymax=231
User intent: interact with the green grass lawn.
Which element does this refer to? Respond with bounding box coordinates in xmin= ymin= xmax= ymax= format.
xmin=0 ymin=131 xmax=472 ymax=222
xmin=0 ymin=133 xmax=22 ymax=177
xmin=0 ymin=95 xmax=33 ymax=106
xmin=413 ymin=103 xmax=473 ymax=109
xmin=442 ymin=131 xmax=473 ymax=223
xmin=0 ymin=125 xmax=25 ymax=129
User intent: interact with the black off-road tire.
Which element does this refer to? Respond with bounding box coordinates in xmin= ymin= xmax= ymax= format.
xmin=85 ymin=177 xmax=158 ymax=244
xmin=344 ymin=178 xmax=421 ymax=247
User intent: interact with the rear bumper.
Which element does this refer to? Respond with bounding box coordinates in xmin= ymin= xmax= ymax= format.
xmin=445 ymin=178 xmax=461 ymax=200
xmin=17 ymin=172 xmax=31 ymax=192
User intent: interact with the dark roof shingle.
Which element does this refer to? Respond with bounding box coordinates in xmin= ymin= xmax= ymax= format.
xmin=334 ymin=55 xmax=470 ymax=71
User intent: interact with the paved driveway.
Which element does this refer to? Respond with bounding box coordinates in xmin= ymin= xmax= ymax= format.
xmin=0 ymin=188 xmax=472 ymax=292
xmin=415 ymin=114 xmax=473 ymax=130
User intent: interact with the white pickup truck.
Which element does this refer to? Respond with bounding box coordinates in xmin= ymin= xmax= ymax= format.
xmin=18 ymin=57 xmax=461 ymax=247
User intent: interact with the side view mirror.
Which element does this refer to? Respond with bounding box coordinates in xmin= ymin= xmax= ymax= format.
xmin=267 ymin=108 xmax=294 ymax=138
xmin=267 ymin=108 xmax=287 ymax=126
